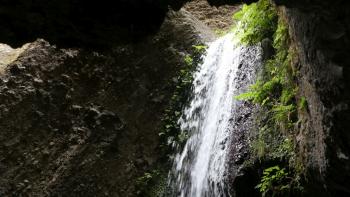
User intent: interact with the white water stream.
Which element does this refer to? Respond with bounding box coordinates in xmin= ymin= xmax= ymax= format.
xmin=170 ymin=34 xmax=242 ymax=197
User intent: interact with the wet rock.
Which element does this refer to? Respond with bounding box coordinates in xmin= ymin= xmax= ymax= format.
xmin=261 ymin=38 xmax=274 ymax=60
xmin=227 ymin=45 xmax=263 ymax=196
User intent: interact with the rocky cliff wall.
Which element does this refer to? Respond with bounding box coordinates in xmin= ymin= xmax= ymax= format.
xmin=0 ymin=9 xmax=213 ymax=196
xmin=278 ymin=1 xmax=350 ymax=195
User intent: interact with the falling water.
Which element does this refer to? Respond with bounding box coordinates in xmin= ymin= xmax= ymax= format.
xmin=170 ymin=34 xmax=243 ymax=197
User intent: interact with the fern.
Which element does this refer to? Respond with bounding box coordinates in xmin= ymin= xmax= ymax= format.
xmin=256 ymin=166 xmax=290 ymax=196
xmin=233 ymin=2 xmax=304 ymax=195
xmin=232 ymin=0 xmax=278 ymax=45
xmin=272 ymin=104 xmax=296 ymax=125
xmin=192 ymin=45 xmax=208 ymax=53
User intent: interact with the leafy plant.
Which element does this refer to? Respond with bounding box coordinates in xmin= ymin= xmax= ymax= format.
xmin=235 ymin=17 xmax=296 ymax=136
xmin=271 ymin=104 xmax=296 ymax=129
xmin=235 ymin=77 xmax=282 ymax=106
xmin=178 ymin=130 xmax=189 ymax=144
xmin=256 ymin=166 xmax=290 ymax=196
xmin=136 ymin=172 xmax=154 ymax=186
xmin=251 ymin=125 xmax=270 ymax=159
xmin=184 ymin=55 xmax=193 ymax=66
xmin=136 ymin=170 xmax=168 ymax=197
xmin=192 ymin=45 xmax=208 ymax=54
xmin=280 ymin=88 xmax=296 ymax=105
xmin=273 ymin=20 xmax=289 ymax=51
xmin=274 ymin=138 xmax=294 ymax=159
xmin=232 ymin=0 xmax=278 ymax=44
xmin=158 ymin=45 xmax=206 ymax=156
xmin=233 ymin=2 xmax=306 ymax=194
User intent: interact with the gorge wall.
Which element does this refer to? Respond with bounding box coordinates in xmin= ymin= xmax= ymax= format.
xmin=0 ymin=8 xmax=213 ymax=196
xmin=279 ymin=1 xmax=350 ymax=195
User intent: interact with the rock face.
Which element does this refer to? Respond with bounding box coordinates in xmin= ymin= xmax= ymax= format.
xmin=0 ymin=43 xmax=29 ymax=74
xmin=183 ymin=0 xmax=241 ymax=31
xmin=226 ymin=45 xmax=263 ymax=197
xmin=0 ymin=10 xmax=213 ymax=196
xmin=277 ymin=1 xmax=350 ymax=196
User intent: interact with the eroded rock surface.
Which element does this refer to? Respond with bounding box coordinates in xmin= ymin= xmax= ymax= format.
xmin=0 ymin=43 xmax=29 ymax=74
xmin=0 ymin=10 xmax=212 ymax=196
xmin=278 ymin=1 xmax=350 ymax=195
xmin=184 ymin=0 xmax=241 ymax=31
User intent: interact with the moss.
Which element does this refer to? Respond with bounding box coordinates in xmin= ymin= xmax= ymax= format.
xmin=298 ymin=96 xmax=308 ymax=111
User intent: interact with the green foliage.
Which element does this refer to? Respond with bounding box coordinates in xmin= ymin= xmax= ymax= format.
xmin=214 ymin=29 xmax=228 ymax=37
xmin=235 ymin=18 xmax=295 ymax=135
xmin=159 ymin=57 xmax=193 ymax=148
xmin=274 ymin=138 xmax=294 ymax=159
xmin=136 ymin=172 xmax=154 ymax=186
xmin=280 ymin=88 xmax=296 ymax=105
xmin=154 ymin=48 xmax=207 ymax=197
xmin=184 ymin=55 xmax=193 ymax=66
xmin=235 ymin=78 xmax=282 ymax=106
xmin=136 ymin=171 xmax=159 ymax=195
xmin=234 ymin=5 xmax=306 ymax=195
xmin=178 ymin=130 xmax=189 ymax=144
xmin=251 ymin=124 xmax=293 ymax=161
xmin=136 ymin=170 xmax=167 ymax=197
xmin=272 ymin=104 xmax=296 ymax=128
xmin=192 ymin=45 xmax=208 ymax=54
xmin=251 ymin=125 xmax=270 ymax=159
xmin=273 ymin=20 xmax=289 ymax=51
xmin=232 ymin=0 xmax=278 ymax=44
xmin=159 ymin=45 xmax=206 ymax=156
xmin=256 ymin=166 xmax=290 ymax=196
xmin=298 ymin=97 xmax=307 ymax=111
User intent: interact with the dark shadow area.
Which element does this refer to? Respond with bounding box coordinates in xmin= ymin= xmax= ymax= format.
xmin=0 ymin=0 xmax=188 ymax=48
xmin=0 ymin=0 xmax=257 ymax=48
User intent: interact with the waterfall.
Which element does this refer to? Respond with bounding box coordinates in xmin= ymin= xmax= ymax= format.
xmin=169 ymin=34 xmax=242 ymax=197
